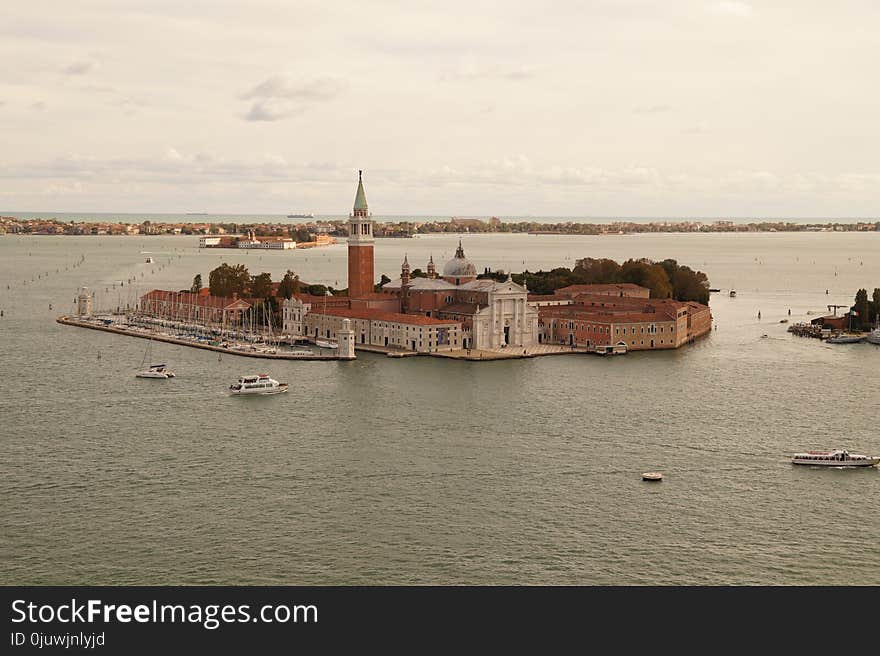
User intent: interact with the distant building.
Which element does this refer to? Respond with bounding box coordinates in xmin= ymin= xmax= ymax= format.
xmin=139 ymin=288 xmax=251 ymax=324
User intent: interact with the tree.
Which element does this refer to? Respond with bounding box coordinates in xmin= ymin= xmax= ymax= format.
xmin=250 ymin=272 xmax=273 ymax=299
xmin=278 ymin=270 xmax=298 ymax=299
xmin=190 ymin=274 xmax=202 ymax=293
xmin=853 ymin=288 xmax=869 ymax=330
xmin=671 ymin=266 xmax=710 ymax=304
xmin=375 ymin=274 xmax=391 ymax=292
xmin=208 ymin=263 xmax=250 ymax=298
xmin=620 ymin=259 xmax=672 ymax=299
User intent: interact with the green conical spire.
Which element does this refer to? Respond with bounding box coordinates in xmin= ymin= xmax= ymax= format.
xmin=353 ymin=169 xmax=368 ymax=212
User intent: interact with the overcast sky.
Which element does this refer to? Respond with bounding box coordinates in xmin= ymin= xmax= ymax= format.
xmin=2 ymin=1 xmax=879 ymax=217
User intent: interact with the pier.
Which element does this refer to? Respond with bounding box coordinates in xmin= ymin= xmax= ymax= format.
xmin=57 ymin=316 xmax=351 ymax=360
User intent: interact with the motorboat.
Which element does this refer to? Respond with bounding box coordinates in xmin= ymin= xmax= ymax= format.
xmin=145 ymin=257 xmax=154 ymax=263
xmin=867 ymin=328 xmax=880 ymax=345
xmin=315 ymin=338 xmax=338 ymax=349
xmin=136 ymin=363 xmax=175 ymax=379
xmin=729 ymin=290 xmax=736 ymax=298
xmin=826 ymin=333 xmax=864 ymax=344
xmin=642 ymin=472 xmax=663 ymax=481
xmin=791 ymin=449 xmax=879 ymax=467
xmin=229 ymin=374 xmax=288 ymax=395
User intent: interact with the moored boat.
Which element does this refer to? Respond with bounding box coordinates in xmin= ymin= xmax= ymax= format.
xmin=867 ymin=328 xmax=880 ymax=345
xmin=791 ymin=449 xmax=879 ymax=467
xmin=826 ymin=333 xmax=864 ymax=344
xmin=315 ymin=338 xmax=338 ymax=349
xmin=228 ymin=374 xmax=288 ymax=395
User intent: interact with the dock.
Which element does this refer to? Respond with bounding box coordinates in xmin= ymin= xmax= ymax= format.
xmin=57 ymin=316 xmax=351 ymax=360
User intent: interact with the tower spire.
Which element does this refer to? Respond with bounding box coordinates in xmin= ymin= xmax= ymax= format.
xmin=353 ymin=170 xmax=368 ymax=216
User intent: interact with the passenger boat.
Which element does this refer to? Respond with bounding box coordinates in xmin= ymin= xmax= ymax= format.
xmin=136 ymin=363 xmax=175 ymax=378
xmin=315 ymin=338 xmax=338 ymax=349
xmin=826 ymin=333 xmax=864 ymax=344
xmin=228 ymin=374 xmax=288 ymax=395
xmin=791 ymin=449 xmax=880 ymax=467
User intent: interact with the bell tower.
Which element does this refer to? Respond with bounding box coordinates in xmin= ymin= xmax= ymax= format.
xmin=347 ymin=170 xmax=374 ymax=299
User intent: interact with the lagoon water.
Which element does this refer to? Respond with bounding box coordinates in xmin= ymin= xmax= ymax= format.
xmin=1 ymin=231 xmax=879 ymax=585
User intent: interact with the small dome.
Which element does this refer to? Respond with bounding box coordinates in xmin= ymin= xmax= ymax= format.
xmin=443 ymin=241 xmax=477 ymax=278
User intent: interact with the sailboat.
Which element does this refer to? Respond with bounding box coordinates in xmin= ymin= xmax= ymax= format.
xmin=315 ymin=290 xmax=338 ymax=349
xmin=136 ymin=336 xmax=176 ymax=378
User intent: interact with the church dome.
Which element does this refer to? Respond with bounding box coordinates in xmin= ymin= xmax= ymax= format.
xmin=443 ymin=241 xmax=477 ymax=278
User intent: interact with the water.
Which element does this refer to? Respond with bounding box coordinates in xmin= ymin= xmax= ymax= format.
xmin=1 ymin=232 xmax=878 ymax=584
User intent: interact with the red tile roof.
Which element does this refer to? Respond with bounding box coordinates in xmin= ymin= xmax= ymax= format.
xmin=141 ymin=289 xmax=251 ymax=310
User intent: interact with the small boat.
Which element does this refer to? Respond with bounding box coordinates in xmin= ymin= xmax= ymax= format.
xmin=729 ymin=290 xmax=737 ymax=298
xmin=145 ymin=257 xmax=154 ymax=263
xmin=315 ymin=338 xmax=338 ymax=349
xmin=867 ymin=328 xmax=880 ymax=345
xmin=642 ymin=472 xmax=663 ymax=481
xmin=779 ymin=319 xmax=788 ymax=323
xmin=826 ymin=333 xmax=864 ymax=344
xmin=228 ymin=374 xmax=288 ymax=395
xmin=135 ymin=338 xmax=174 ymax=378
xmin=709 ymin=288 xmax=721 ymax=293
xmin=136 ymin=363 xmax=175 ymax=379
xmin=791 ymin=449 xmax=880 ymax=467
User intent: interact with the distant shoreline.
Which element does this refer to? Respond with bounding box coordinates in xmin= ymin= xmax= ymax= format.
xmin=3 ymin=214 xmax=878 ymax=237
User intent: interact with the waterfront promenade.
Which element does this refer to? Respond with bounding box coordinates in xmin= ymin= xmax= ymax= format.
xmin=58 ymin=315 xmax=599 ymax=361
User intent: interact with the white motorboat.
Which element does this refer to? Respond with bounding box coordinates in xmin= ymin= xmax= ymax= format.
xmin=867 ymin=328 xmax=880 ymax=345
xmin=791 ymin=449 xmax=880 ymax=467
xmin=826 ymin=333 xmax=864 ymax=344
xmin=136 ymin=363 xmax=175 ymax=379
xmin=315 ymin=338 xmax=338 ymax=349
xmin=228 ymin=374 xmax=288 ymax=395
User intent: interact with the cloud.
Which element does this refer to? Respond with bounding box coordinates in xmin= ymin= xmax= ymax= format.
xmin=63 ymin=60 xmax=97 ymax=75
xmin=681 ymin=121 xmax=710 ymax=134
xmin=709 ymin=2 xmax=754 ymax=18
xmin=633 ymin=104 xmax=672 ymax=114
xmin=243 ymin=99 xmax=305 ymax=122
xmin=441 ymin=63 xmax=537 ymax=82
xmin=240 ymin=75 xmax=345 ymax=101
xmin=239 ymin=75 xmax=344 ymax=122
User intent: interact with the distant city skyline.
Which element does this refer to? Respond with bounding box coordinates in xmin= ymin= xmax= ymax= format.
xmin=2 ymin=2 xmax=879 ymax=216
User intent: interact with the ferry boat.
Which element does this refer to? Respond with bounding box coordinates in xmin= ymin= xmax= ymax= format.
xmin=315 ymin=338 xmax=338 ymax=349
xmin=229 ymin=374 xmax=288 ymax=395
xmin=136 ymin=363 xmax=175 ymax=379
xmin=791 ymin=449 xmax=880 ymax=467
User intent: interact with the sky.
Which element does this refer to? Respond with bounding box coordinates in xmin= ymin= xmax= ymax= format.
xmin=2 ymin=1 xmax=879 ymax=217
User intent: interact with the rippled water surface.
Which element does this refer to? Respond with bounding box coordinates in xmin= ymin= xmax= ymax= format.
xmin=1 ymin=232 xmax=879 ymax=584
